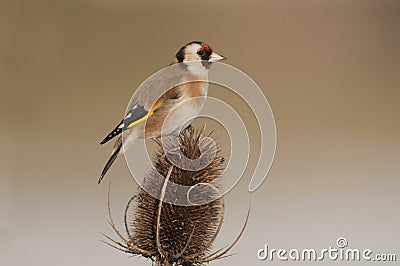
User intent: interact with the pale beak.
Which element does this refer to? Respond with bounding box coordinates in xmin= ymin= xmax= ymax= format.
xmin=209 ymin=52 xmax=226 ymax=62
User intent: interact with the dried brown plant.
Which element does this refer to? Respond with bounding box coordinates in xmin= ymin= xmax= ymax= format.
xmin=103 ymin=126 xmax=249 ymax=266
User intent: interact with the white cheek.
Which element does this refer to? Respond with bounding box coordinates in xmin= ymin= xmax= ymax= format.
xmin=187 ymin=62 xmax=208 ymax=76
xmin=184 ymin=53 xmax=198 ymax=61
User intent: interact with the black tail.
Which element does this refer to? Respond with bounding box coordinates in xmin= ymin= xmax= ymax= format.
xmin=98 ymin=140 xmax=122 ymax=184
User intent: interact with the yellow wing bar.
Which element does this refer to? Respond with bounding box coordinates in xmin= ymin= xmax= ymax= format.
xmin=126 ymin=99 xmax=165 ymax=129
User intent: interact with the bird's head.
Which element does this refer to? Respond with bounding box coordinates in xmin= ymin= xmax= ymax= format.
xmin=175 ymin=41 xmax=226 ymax=75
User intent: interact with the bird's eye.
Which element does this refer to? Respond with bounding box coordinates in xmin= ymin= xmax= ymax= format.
xmin=198 ymin=50 xmax=205 ymax=56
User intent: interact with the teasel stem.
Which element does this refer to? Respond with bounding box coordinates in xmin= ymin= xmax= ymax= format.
xmin=156 ymin=165 xmax=174 ymax=258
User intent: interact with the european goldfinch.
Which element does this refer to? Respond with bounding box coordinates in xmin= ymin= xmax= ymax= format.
xmin=99 ymin=41 xmax=225 ymax=183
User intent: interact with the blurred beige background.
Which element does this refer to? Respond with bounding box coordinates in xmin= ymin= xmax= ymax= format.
xmin=1 ymin=0 xmax=399 ymax=265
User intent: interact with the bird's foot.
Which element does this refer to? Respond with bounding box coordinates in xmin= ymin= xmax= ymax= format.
xmin=160 ymin=145 xmax=182 ymax=160
xmin=152 ymin=137 xmax=183 ymax=161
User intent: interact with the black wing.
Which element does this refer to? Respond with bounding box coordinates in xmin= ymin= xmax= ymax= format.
xmin=100 ymin=105 xmax=148 ymax=145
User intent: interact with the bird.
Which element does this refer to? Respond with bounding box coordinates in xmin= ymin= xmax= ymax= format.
xmin=98 ymin=41 xmax=226 ymax=184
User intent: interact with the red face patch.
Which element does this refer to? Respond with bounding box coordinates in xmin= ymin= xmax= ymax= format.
xmin=200 ymin=44 xmax=213 ymax=53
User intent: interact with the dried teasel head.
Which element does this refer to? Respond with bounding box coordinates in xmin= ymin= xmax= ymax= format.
xmin=104 ymin=126 xmax=249 ymax=266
